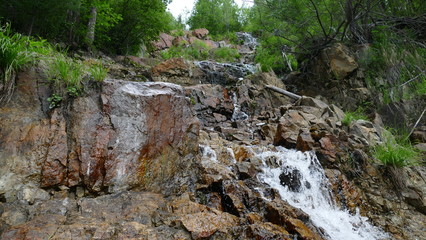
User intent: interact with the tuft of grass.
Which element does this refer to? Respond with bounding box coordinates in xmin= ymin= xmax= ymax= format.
xmin=342 ymin=109 xmax=368 ymax=126
xmin=45 ymin=55 xmax=86 ymax=97
xmin=160 ymin=41 xmax=211 ymax=61
xmin=0 ymin=24 xmax=35 ymax=104
xmin=373 ymin=131 xmax=420 ymax=167
xmin=88 ymin=63 xmax=108 ymax=82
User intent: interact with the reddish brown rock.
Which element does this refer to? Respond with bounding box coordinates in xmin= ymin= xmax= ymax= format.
xmin=151 ymin=58 xmax=204 ymax=85
xmin=274 ymin=110 xmax=309 ymax=148
xmin=172 ymin=36 xmax=188 ymax=46
xmin=319 ymin=136 xmax=337 ymax=159
xmin=171 ymin=194 xmax=239 ymax=239
xmin=296 ymin=130 xmax=315 ymax=152
xmin=203 ymin=39 xmax=218 ymax=49
xmin=152 ymin=32 xmax=175 ymax=50
xmin=192 ymin=28 xmax=209 ymax=39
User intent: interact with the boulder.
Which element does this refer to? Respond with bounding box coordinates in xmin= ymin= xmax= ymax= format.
xmin=321 ymin=43 xmax=358 ymax=79
xmin=350 ymin=120 xmax=381 ymax=145
xmin=0 ymin=72 xmax=199 ymax=196
xmin=172 ymin=36 xmax=188 ymax=46
xmin=192 ymin=28 xmax=209 ymax=39
xmin=152 ymin=32 xmax=175 ymax=50
xmin=151 ymin=58 xmax=204 ymax=86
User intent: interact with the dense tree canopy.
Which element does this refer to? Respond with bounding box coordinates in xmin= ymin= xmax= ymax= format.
xmin=0 ymin=0 xmax=174 ymax=54
xmin=188 ymin=0 xmax=243 ymax=35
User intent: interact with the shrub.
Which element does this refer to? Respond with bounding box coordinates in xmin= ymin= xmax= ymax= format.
xmin=359 ymin=27 xmax=426 ymax=103
xmin=342 ymin=110 xmax=368 ymax=126
xmin=170 ymin=29 xmax=185 ymax=37
xmin=160 ymin=40 xmax=211 ymax=61
xmin=212 ymin=47 xmax=240 ymax=62
xmin=373 ymin=131 xmax=420 ymax=167
xmin=254 ymin=45 xmax=291 ymax=73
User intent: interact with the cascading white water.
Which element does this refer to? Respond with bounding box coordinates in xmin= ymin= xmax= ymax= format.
xmin=256 ymin=147 xmax=389 ymax=240
xmin=231 ymin=92 xmax=249 ymax=122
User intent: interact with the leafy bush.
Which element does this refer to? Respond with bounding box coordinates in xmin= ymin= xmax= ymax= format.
xmin=160 ymin=40 xmax=213 ymax=61
xmin=342 ymin=110 xmax=368 ymax=126
xmin=359 ymin=27 xmax=426 ymax=103
xmin=211 ymin=32 xmax=240 ymax=45
xmin=212 ymin=47 xmax=240 ymax=62
xmin=255 ymin=46 xmax=285 ymax=73
xmin=373 ymin=131 xmax=420 ymax=167
xmin=170 ymin=29 xmax=185 ymax=37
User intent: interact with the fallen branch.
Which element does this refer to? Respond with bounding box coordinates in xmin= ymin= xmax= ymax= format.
xmin=265 ymin=85 xmax=301 ymax=100
xmin=408 ymin=107 xmax=426 ymax=139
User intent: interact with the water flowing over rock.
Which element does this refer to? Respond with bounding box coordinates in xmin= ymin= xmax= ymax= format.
xmin=236 ymin=32 xmax=259 ymax=56
xmin=257 ymin=147 xmax=389 ymax=240
xmin=1 ymin=31 xmax=426 ymax=240
xmin=194 ymin=61 xmax=257 ymax=85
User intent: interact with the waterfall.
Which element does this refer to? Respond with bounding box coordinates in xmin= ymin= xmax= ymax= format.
xmin=231 ymin=92 xmax=249 ymax=122
xmin=256 ymin=147 xmax=389 ymax=240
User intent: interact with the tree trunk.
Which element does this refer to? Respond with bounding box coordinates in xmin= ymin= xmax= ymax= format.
xmin=85 ymin=6 xmax=97 ymax=50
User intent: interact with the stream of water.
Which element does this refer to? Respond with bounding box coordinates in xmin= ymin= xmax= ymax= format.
xmin=256 ymin=147 xmax=389 ymax=240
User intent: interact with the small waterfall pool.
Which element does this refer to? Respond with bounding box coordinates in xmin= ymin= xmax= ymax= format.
xmin=256 ymin=147 xmax=389 ymax=240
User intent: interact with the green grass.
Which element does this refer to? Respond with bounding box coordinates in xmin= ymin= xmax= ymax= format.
xmin=0 ymin=24 xmax=35 ymax=104
xmin=342 ymin=110 xmax=369 ymax=126
xmin=0 ymin=23 xmax=109 ymax=108
xmin=212 ymin=47 xmax=240 ymax=62
xmin=373 ymin=131 xmax=420 ymax=167
xmin=45 ymin=55 xmax=85 ymax=96
xmin=88 ymin=63 xmax=108 ymax=82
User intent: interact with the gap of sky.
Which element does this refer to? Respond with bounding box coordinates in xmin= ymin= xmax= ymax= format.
xmin=167 ymin=0 xmax=253 ymax=19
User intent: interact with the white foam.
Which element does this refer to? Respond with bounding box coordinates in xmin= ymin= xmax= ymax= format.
xmin=257 ymin=147 xmax=389 ymax=240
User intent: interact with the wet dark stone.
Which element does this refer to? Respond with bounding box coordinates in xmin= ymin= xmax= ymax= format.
xmin=279 ymin=168 xmax=303 ymax=192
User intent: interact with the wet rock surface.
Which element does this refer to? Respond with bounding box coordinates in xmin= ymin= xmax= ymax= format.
xmin=1 ymin=34 xmax=426 ymax=240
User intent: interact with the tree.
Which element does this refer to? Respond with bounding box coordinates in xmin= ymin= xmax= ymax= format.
xmin=0 ymin=0 xmax=80 ymax=39
xmin=188 ymin=0 xmax=242 ymax=35
xmin=102 ymin=0 xmax=173 ymax=54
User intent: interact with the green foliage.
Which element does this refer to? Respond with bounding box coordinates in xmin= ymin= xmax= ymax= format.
xmin=1 ymin=0 xmax=174 ymax=55
xmin=211 ymin=32 xmax=240 ymax=45
xmin=373 ymin=131 xmax=420 ymax=167
xmin=359 ymin=27 xmax=426 ymax=103
xmin=212 ymin=47 xmax=240 ymax=62
xmin=253 ymin=34 xmax=297 ymax=73
xmin=415 ymin=78 xmax=426 ymax=96
xmin=88 ymin=63 xmax=108 ymax=82
xmin=45 ymin=55 xmax=85 ymax=96
xmin=160 ymin=40 xmax=211 ymax=60
xmin=0 ymin=23 xmax=38 ymax=104
xmin=188 ymin=0 xmax=243 ymax=35
xmin=47 ymin=93 xmax=63 ymax=109
xmin=0 ymin=0 xmax=80 ymax=39
xmin=170 ymin=29 xmax=186 ymax=37
xmin=106 ymin=0 xmax=173 ymax=54
xmin=342 ymin=109 xmax=368 ymax=126
xmin=0 ymin=24 xmax=32 ymax=72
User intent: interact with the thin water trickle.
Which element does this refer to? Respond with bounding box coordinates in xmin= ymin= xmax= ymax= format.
xmin=257 ymin=147 xmax=389 ymax=240
xmin=231 ymin=92 xmax=249 ymax=122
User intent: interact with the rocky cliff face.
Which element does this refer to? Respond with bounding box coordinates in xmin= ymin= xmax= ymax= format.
xmin=1 ymin=34 xmax=425 ymax=239
xmin=0 ymin=70 xmax=199 ymax=198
